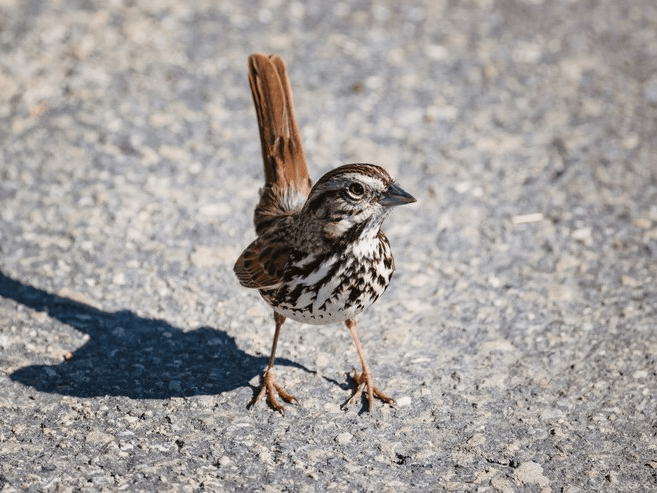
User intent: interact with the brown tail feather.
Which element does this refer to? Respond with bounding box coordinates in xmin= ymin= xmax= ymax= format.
xmin=248 ymin=53 xmax=312 ymax=227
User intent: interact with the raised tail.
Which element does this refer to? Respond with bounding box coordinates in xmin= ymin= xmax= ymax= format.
xmin=248 ymin=53 xmax=312 ymax=232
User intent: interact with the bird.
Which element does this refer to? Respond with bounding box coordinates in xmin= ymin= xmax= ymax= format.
xmin=234 ymin=53 xmax=416 ymax=412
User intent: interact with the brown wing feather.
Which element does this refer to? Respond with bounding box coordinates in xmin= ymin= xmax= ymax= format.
xmin=233 ymin=235 xmax=292 ymax=289
xmin=234 ymin=240 xmax=278 ymax=289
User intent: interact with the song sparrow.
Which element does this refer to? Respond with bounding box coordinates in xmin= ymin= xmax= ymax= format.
xmin=234 ymin=53 xmax=416 ymax=412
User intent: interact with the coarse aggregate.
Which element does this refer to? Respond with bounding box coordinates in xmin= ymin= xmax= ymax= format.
xmin=1 ymin=1 xmax=656 ymax=491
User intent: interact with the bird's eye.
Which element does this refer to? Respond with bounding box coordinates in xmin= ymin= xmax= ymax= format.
xmin=348 ymin=182 xmax=365 ymax=198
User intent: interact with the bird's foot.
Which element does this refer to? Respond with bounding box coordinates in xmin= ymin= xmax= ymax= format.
xmin=248 ymin=368 xmax=296 ymax=413
xmin=341 ymin=369 xmax=394 ymax=412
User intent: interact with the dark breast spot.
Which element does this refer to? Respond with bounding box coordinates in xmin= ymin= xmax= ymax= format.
xmin=348 ymin=288 xmax=362 ymax=303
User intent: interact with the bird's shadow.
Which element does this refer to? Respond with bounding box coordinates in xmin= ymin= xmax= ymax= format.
xmin=1 ymin=271 xmax=305 ymax=399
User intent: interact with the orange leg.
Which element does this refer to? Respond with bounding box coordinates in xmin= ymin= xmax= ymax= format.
xmin=341 ymin=318 xmax=394 ymax=411
xmin=248 ymin=311 xmax=297 ymax=413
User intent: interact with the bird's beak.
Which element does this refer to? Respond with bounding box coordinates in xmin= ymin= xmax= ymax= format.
xmin=379 ymin=183 xmax=416 ymax=207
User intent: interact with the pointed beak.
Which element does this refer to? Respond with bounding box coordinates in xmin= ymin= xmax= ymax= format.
xmin=379 ymin=183 xmax=417 ymax=207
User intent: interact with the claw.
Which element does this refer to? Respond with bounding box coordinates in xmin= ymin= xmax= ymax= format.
xmin=248 ymin=368 xmax=296 ymax=413
xmin=341 ymin=369 xmax=394 ymax=412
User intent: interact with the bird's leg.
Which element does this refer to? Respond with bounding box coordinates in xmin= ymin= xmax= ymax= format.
xmin=249 ymin=311 xmax=296 ymax=413
xmin=341 ymin=318 xmax=394 ymax=411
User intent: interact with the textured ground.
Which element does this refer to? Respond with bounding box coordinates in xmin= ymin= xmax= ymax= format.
xmin=1 ymin=0 xmax=656 ymax=491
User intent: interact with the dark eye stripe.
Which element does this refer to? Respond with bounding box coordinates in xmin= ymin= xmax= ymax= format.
xmin=303 ymin=189 xmax=339 ymax=215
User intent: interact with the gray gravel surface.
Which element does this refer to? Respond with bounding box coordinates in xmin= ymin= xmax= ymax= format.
xmin=1 ymin=0 xmax=656 ymax=491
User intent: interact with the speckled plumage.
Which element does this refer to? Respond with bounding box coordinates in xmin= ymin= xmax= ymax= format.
xmin=234 ymin=53 xmax=415 ymax=412
xmin=235 ymin=163 xmax=398 ymax=325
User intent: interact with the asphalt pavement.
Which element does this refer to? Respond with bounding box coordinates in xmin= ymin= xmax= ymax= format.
xmin=1 ymin=1 xmax=656 ymax=491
